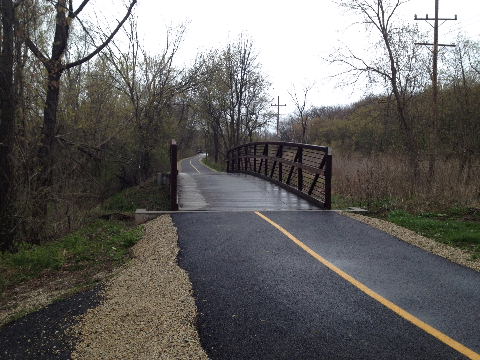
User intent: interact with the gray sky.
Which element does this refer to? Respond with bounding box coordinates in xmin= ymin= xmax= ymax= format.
xmin=110 ymin=0 xmax=480 ymax=116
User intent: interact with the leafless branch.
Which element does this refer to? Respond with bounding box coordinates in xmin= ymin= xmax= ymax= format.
xmin=71 ymin=0 xmax=90 ymax=18
xmin=64 ymin=0 xmax=137 ymax=70
xmin=23 ymin=36 xmax=49 ymax=65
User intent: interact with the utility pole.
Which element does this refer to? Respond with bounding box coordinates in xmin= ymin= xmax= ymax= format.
xmin=271 ymin=96 xmax=286 ymax=136
xmin=415 ymin=0 xmax=456 ymax=178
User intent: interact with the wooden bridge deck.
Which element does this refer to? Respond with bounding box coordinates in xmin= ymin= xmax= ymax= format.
xmin=178 ymin=154 xmax=319 ymax=211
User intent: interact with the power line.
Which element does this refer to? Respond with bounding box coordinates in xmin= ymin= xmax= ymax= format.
xmin=414 ymin=0 xmax=457 ymax=177
xmin=271 ymin=96 xmax=286 ymax=136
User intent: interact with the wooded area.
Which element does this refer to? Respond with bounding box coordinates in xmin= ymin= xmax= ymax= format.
xmin=0 ymin=0 xmax=273 ymax=251
xmin=1 ymin=0 xmax=479 ymax=252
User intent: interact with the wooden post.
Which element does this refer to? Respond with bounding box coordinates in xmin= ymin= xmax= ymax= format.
xmin=244 ymin=146 xmax=248 ymax=171
xmin=237 ymin=148 xmax=241 ymax=172
xmin=170 ymin=140 xmax=178 ymax=211
xmin=226 ymin=150 xmax=230 ymax=172
xmin=324 ymin=147 xmax=332 ymax=210
xmin=264 ymin=143 xmax=269 ymax=176
xmin=278 ymin=145 xmax=283 ymax=182
xmin=253 ymin=144 xmax=257 ymax=173
xmin=297 ymin=147 xmax=303 ymax=191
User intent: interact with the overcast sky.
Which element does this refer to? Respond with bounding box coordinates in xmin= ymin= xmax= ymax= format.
xmin=115 ymin=0 xmax=480 ymax=116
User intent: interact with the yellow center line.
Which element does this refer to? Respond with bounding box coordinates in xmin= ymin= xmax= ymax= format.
xmin=254 ymin=211 xmax=480 ymax=360
xmin=189 ymin=159 xmax=201 ymax=174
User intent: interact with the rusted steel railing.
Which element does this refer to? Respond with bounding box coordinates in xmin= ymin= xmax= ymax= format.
xmin=170 ymin=139 xmax=179 ymax=211
xmin=226 ymin=142 xmax=332 ymax=209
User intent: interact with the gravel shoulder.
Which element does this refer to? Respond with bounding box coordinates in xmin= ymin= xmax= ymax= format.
xmin=339 ymin=211 xmax=480 ymax=272
xmin=71 ymin=215 xmax=208 ymax=359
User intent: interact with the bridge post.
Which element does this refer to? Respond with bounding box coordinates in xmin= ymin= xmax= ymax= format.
xmin=244 ymin=146 xmax=248 ymax=171
xmin=264 ymin=143 xmax=269 ymax=176
xmin=324 ymin=147 xmax=332 ymax=210
xmin=297 ymin=147 xmax=303 ymax=192
xmin=253 ymin=144 xmax=257 ymax=172
xmin=278 ymin=145 xmax=283 ymax=182
xmin=170 ymin=139 xmax=178 ymax=211
xmin=226 ymin=150 xmax=230 ymax=172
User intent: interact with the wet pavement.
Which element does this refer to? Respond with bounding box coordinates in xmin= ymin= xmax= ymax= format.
xmin=178 ymin=154 xmax=318 ymax=211
xmin=174 ymin=211 xmax=480 ymax=359
xmin=0 ymin=285 xmax=102 ymax=360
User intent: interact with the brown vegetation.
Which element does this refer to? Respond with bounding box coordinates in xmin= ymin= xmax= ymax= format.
xmin=333 ymin=153 xmax=480 ymax=211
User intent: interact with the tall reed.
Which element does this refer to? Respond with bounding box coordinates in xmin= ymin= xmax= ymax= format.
xmin=333 ymin=153 xmax=480 ymax=212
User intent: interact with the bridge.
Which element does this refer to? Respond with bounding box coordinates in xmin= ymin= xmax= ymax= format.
xmin=175 ymin=141 xmax=331 ymax=211
xmin=169 ymin=141 xmax=480 ymax=360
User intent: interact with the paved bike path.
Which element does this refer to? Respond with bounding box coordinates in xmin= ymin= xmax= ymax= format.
xmin=174 ymin=211 xmax=480 ymax=359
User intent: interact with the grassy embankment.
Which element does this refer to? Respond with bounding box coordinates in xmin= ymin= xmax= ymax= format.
xmin=0 ymin=180 xmax=169 ymax=322
xmin=202 ymin=156 xmax=226 ymax=172
xmin=386 ymin=209 xmax=480 ymax=260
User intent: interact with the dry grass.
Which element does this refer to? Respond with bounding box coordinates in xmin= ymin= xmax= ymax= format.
xmin=333 ymin=153 xmax=480 ymax=212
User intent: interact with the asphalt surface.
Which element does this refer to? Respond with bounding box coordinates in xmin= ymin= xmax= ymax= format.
xmin=0 ymin=285 xmax=102 ymax=359
xmin=174 ymin=211 xmax=480 ymax=360
xmin=178 ymin=154 xmax=318 ymax=211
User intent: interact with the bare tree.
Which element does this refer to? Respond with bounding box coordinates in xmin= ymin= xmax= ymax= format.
xmin=22 ymin=0 xmax=136 ymax=242
xmin=333 ymin=0 xmax=428 ymax=181
xmin=197 ymin=38 xmax=270 ymax=160
xmin=288 ymin=84 xmax=313 ymax=143
xmin=195 ymin=52 xmax=226 ymax=162
xmin=223 ymin=36 xmax=266 ymax=148
xmin=106 ymin=20 xmax=204 ymax=182
xmin=242 ymin=72 xmax=270 ymax=143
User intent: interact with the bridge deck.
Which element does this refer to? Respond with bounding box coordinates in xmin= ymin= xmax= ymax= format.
xmin=178 ymin=154 xmax=318 ymax=211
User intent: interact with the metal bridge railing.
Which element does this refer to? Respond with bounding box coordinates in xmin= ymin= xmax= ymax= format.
xmin=226 ymin=141 xmax=332 ymax=209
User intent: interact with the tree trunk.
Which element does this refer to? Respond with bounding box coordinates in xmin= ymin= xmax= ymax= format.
xmin=0 ymin=0 xmax=16 ymax=251
xmin=38 ymin=68 xmax=62 ymax=186
xmin=31 ymin=68 xmax=62 ymax=243
xmin=212 ymin=124 xmax=219 ymax=163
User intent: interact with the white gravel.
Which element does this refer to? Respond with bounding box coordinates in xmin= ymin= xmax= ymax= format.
xmin=339 ymin=211 xmax=480 ymax=272
xmin=71 ymin=215 xmax=208 ymax=360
